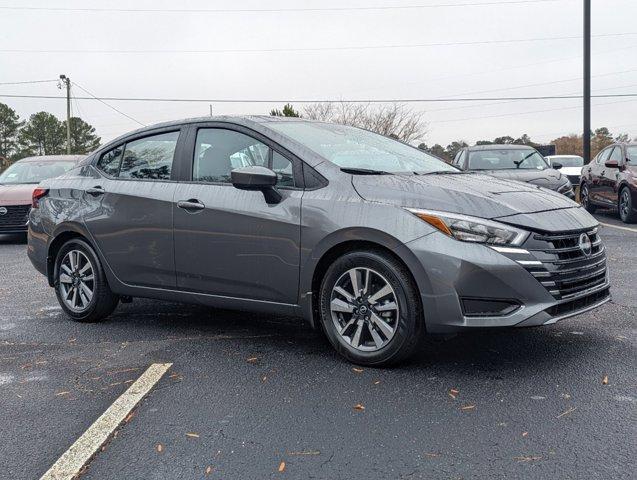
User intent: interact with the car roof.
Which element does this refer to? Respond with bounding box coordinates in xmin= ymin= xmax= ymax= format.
xmin=467 ymin=144 xmax=537 ymax=151
xmin=16 ymin=155 xmax=86 ymax=163
xmin=546 ymin=155 xmax=582 ymax=158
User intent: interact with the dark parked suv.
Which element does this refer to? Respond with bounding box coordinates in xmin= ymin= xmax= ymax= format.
xmin=580 ymin=142 xmax=637 ymax=223
xmin=27 ymin=117 xmax=610 ymax=365
xmin=453 ymin=145 xmax=575 ymax=199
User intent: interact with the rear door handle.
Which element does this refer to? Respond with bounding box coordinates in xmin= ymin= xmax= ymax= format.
xmin=177 ymin=199 xmax=205 ymax=212
xmin=86 ymin=186 xmax=105 ymax=196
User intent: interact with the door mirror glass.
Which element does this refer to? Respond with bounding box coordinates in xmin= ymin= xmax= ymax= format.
xmin=552 ymin=162 xmax=563 ymax=170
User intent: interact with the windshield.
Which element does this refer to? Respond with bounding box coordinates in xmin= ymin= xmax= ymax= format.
xmin=468 ymin=149 xmax=548 ymax=170
xmin=266 ymin=121 xmax=457 ymax=174
xmin=628 ymin=146 xmax=637 ymax=161
xmin=0 ymin=161 xmax=76 ymax=185
xmin=549 ymin=156 xmax=584 ymax=167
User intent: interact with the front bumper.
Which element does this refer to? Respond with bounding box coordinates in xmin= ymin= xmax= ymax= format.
xmin=405 ymin=228 xmax=610 ymax=333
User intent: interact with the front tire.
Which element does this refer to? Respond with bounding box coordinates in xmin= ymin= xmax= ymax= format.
xmin=319 ymin=250 xmax=423 ymax=366
xmin=580 ymin=183 xmax=596 ymax=213
xmin=54 ymin=238 xmax=119 ymax=322
xmin=619 ymin=187 xmax=637 ymax=223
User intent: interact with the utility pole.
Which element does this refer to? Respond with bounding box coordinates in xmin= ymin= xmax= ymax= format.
xmin=583 ymin=0 xmax=591 ymax=163
xmin=209 ymin=104 xmax=213 ymax=116
xmin=59 ymin=74 xmax=71 ymax=154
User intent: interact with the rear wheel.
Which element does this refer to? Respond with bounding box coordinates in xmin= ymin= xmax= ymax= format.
xmin=619 ymin=187 xmax=637 ymax=223
xmin=580 ymin=183 xmax=596 ymax=213
xmin=54 ymin=238 xmax=119 ymax=322
xmin=319 ymin=250 xmax=423 ymax=366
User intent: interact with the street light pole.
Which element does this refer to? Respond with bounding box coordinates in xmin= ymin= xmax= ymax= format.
xmin=60 ymin=74 xmax=71 ymax=154
xmin=583 ymin=0 xmax=591 ymax=163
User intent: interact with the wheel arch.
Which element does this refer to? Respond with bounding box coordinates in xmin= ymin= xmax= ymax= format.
xmin=300 ymin=228 xmax=427 ymax=330
xmin=46 ymin=224 xmax=92 ymax=287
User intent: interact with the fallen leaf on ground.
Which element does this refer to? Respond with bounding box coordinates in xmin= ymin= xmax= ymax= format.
xmin=556 ymin=406 xmax=577 ymax=418
xmin=205 ymin=466 xmax=213 ymax=475
xmin=156 ymin=443 xmax=163 ymax=453
xmin=246 ymin=357 xmax=259 ymax=363
xmin=124 ymin=412 xmax=135 ymax=423
xmin=262 ymin=375 xmax=267 ymax=382
xmin=602 ymin=375 xmax=608 ymax=385
xmin=373 ymin=380 xmax=381 ymax=385
xmin=424 ymin=452 xmax=440 ymax=458
xmin=449 ymin=388 xmax=459 ymax=399
xmin=354 ymin=403 xmax=365 ymax=411
xmin=186 ymin=432 xmax=200 ymax=438
xmin=55 ymin=391 xmax=71 ymax=396
xmin=461 ymin=404 xmax=475 ymax=411
xmin=352 ymin=368 xmax=364 ymax=373
xmin=522 ymin=432 xmax=528 ymax=437
xmin=514 ymin=455 xmax=542 ymax=462
xmin=278 ymin=461 xmax=286 ymax=472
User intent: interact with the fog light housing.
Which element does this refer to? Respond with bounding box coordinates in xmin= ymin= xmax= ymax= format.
xmin=461 ymin=298 xmax=520 ymax=317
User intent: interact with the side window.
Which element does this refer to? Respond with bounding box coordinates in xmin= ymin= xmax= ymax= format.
xmin=608 ymin=146 xmax=622 ymax=163
xmin=96 ymin=145 xmax=123 ymax=177
xmin=272 ymin=151 xmax=296 ymax=187
xmin=596 ymin=147 xmax=611 ymax=164
xmin=193 ymin=128 xmax=297 ymax=187
xmin=457 ymin=150 xmax=467 ymax=169
xmin=119 ymin=131 xmax=179 ymax=180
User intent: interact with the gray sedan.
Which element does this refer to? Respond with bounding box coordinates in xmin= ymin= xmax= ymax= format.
xmin=27 ymin=116 xmax=610 ymax=365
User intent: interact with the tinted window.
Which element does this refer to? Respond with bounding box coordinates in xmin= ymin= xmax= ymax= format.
xmin=608 ymin=146 xmax=622 ymax=163
xmin=96 ymin=145 xmax=123 ymax=177
xmin=119 ymin=131 xmax=178 ymax=180
xmin=272 ymin=151 xmax=295 ymax=187
xmin=596 ymin=148 xmax=611 ymax=164
xmin=627 ymin=146 xmax=637 ymax=161
xmin=0 ymin=160 xmax=76 ymax=184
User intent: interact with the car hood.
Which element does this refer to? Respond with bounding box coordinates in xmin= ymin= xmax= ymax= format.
xmin=0 ymin=184 xmax=35 ymax=206
xmin=351 ymin=172 xmax=591 ymax=231
xmin=560 ymin=166 xmax=582 ymax=176
xmin=476 ymin=168 xmax=565 ymax=189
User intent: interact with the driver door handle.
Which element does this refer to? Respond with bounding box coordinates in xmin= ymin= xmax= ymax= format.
xmin=177 ymin=199 xmax=205 ymax=212
xmin=86 ymin=186 xmax=105 ymax=196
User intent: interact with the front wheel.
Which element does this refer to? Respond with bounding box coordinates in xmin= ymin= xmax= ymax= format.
xmin=319 ymin=250 xmax=423 ymax=366
xmin=619 ymin=187 xmax=637 ymax=223
xmin=54 ymin=238 xmax=119 ymax=322
xmin=580 ymin=183 xmax=596 ymax=213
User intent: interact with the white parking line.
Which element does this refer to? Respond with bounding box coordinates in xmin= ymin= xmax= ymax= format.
xmin=599 ymin=222 xmax=637 ymax=233
xmin=39 ymin=362 xmax=172 ymax=480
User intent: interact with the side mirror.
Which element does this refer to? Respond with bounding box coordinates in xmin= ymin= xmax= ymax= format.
xmin=552 ymin=162 xmax=562 ymax=170
xmin=231 ymin=165 xmax=281 ymax=203
xmin=604 ymin=159 xmax=619 ymax=169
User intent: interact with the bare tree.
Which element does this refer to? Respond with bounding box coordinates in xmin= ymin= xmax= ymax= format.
xmin=303 ymin=102 xmax=428 ymax=143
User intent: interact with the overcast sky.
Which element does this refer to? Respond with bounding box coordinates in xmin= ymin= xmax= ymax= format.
xmin=1 ymin=0 xmax=636 ymax=147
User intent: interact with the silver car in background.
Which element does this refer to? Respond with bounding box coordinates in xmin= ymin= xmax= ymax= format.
xmin=546 ymin=155 xmax=585 ymax=187
xmin=27 ymin=117 xmax=610 ymax=365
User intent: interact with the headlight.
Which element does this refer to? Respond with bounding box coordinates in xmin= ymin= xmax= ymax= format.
xmin=557 ymin=181 xmax=573 ymax=193
xmin=405 ymin=208 xmax=529 ymax=246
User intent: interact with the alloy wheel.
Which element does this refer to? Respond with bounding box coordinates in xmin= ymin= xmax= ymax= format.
xmin=619 ymin=190 xmax=630 ymax=220
xmin=581 ymin=185 xmax=589 ymax=208
xmin=329 ymin=267 xmax=399 ymax=351
xmin=58 ymin=250 xmax=95 ymax=312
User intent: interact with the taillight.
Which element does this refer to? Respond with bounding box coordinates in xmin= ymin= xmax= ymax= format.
xmin=32 ymin=187 xmax=49 ymax=208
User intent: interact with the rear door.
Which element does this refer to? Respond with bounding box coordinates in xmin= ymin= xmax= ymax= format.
xmin=172 ymin=124 xmax=302 ymax=304
xmin=83 ymin=128 xmax=184 ymax=288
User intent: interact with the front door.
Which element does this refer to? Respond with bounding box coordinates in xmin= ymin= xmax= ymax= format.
xmin=599 ymin=146 xmax=623 ymax=205
xmin=587 ymin=147 xmax=611 ymax=205
xmin=83 ymin=129 xmax=182 ymax=288
xmin=173 ymin=126 xmax=302 ymax=304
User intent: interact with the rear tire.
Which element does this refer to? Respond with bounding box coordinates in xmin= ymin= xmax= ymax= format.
xmin=318 ymin=250 xmax=423 ymax=366
xmin=580 ymin=183 xmax=596 ymax=213
xmin=54 ymin=238 xmax=119 ymax=322
xmin=619 ymin=187 xmax=637 ymax=223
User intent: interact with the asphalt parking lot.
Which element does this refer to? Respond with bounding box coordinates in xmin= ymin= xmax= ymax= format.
xmin=1 ymin=210 xmax=635 ymax=480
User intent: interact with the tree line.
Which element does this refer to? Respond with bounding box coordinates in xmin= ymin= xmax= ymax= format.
xmin=0 ymin=102 xmax=100 ymax=170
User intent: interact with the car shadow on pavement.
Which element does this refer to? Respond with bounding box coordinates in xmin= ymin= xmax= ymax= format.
xmin=0 ymin=233 xmax=27 ymax=244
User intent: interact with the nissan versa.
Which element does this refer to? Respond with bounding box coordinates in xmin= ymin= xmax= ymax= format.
xmin=27 ymin=117 xmax=611 ymax=365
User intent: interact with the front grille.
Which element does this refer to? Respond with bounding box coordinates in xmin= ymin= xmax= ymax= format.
xmin=0 ymin=204 xmax=30 ymax=227
xmin=520 ymin=227 xmax=608 ymax=301
xmin=566 ymin=174 xmax=581 ymax=186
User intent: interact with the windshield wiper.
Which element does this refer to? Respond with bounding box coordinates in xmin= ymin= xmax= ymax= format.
xmin=418 ymin=170 xmax=464 ymax=175
xmin=513 ymin=152 xmax=536 ymax=169
xmin=340 ymin=167 xmax=392 ymax=175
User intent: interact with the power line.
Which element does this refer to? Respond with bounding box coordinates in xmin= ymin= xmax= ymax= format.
xmin=2 ymin=93 xmax=637 ymax=103
xmin=0 ymin=79 xmax=57 ymax=85
xmin=71 ymin=82 xmax=145 ymax=126
xmin=1 ymin=32 xmax=634 ymax=54
xmin=0 ymin=0 xmax=568 ymax=14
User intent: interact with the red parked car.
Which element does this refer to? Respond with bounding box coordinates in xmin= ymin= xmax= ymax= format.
xmin=580 ymin=142 xmax=637 ymax=223
xmin=0 ymin=155 xmax=85 ymax=234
